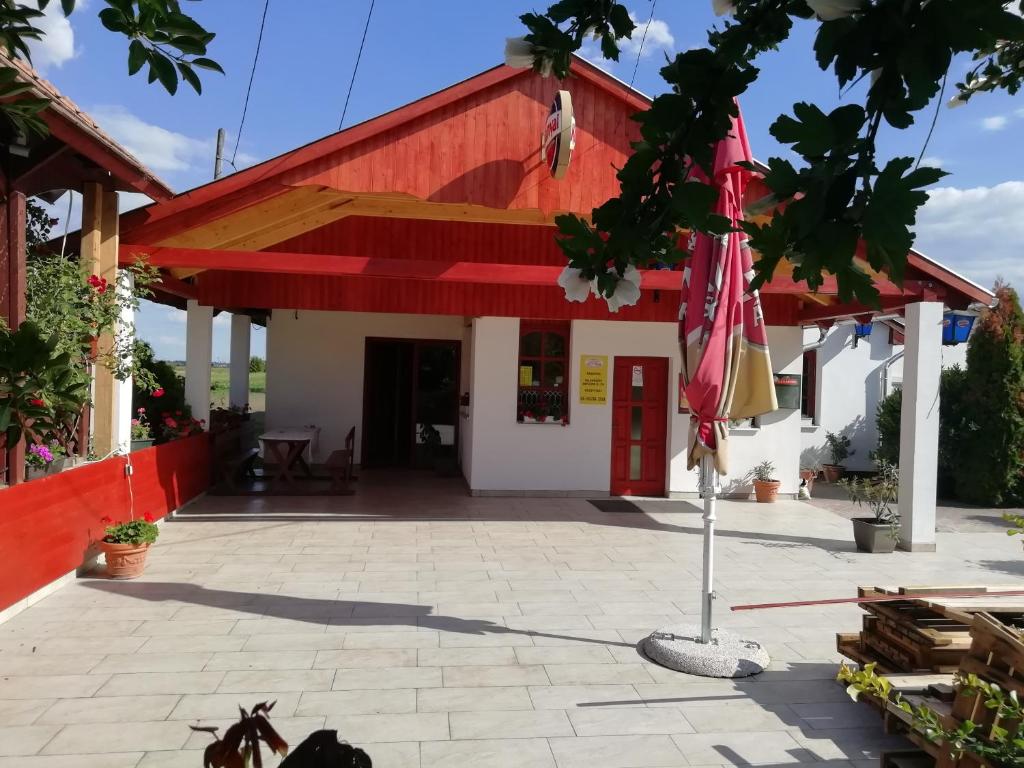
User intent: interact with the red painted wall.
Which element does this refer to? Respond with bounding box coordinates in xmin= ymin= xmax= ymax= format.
xmin=0 ymin=433 xmax=210 ymax=612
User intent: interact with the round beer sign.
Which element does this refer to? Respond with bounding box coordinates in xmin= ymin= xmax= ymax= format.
xmin=541 ymin=90 xmax=576 ymax=180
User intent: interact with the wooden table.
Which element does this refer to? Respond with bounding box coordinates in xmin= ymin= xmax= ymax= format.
xmin=259 ymin=427 xmax=318 ymax=488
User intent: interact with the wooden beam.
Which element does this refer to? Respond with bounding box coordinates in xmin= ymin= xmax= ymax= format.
xmin=82 ymin=183 xmax=120 ymax=458
xmin=1 ymin=191 xmax=26 ymax=485
xmin=798 ymin=297 xmax=916 ymax=324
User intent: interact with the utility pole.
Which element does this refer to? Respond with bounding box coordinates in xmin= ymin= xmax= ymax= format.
xmin=214 ymin=128 xmax=226 ymax=179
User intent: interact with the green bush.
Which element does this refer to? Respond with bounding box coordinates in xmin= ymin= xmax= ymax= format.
xmin=954 ymin=284 xmax=1024 ymax=506
xmin=875 ymin=365 xmax=970 ymax=499
xmin=249 ymin=356 xmax=266 ymax=373
xmin=132 ymin=341 xmax=191 ymax=442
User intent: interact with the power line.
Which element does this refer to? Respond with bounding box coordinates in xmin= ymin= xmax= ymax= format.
xmin=629 ymin=0 xmax=658 ymax=87
xmin=231 ymin=0 xmax=271 ymax=167
xmin=338 ymin=0 xmax=376 ymax=131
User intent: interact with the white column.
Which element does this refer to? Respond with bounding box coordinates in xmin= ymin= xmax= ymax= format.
xmin=185 ymin=300 xmax=214 ymax=427
xmin=114 ymin=274 xmax=135 ymax=453
xmin=897 ymin=301 xmax=943 ymax=552
xmin=229 ymin=313 xmax=251 ymax=410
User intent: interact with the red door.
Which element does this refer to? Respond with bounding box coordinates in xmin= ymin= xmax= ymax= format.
xmin=610 ymin=357 xmax=669 ymax=496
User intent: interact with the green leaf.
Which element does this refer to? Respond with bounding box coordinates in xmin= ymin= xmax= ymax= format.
xmin=127 ymin=40 xmax=147 ymax=75
xmin=177 ymin=62 xmax=200 ymax=94
xmin=97 ymin=7 xmax=128 ymax=33
xmin=61 ymin=0 xmax=76 ymax=15
xmin=148 ymin=52 xmax=178 ymax=94
xmin=191 ymin=57 xmax=224 ymax=74
xmin=770 ymin=103 xmax=835 ymax=158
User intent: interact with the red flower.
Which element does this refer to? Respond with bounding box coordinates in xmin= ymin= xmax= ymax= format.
xmin=87 ymin=274 xmax=101 ymax=288
xmin=143 ymin=513 xmax=154 ymax=523
xmin=29 ymin=398 xmax=45 ymax=407
xmin=152 ymin=388 xmax=165 ymax=398
xmin=175 ymin=410 xmax=181 ymax=416
xmin=164 ymin=417 xmax=178 ymax=428
xmin=100 ymin=515 xmax=113 ymax=524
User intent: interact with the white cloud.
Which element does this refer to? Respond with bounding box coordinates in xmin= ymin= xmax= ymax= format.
xmin=28 ymin=1 xmax=77 ymax=69
xmin=919 ymin=156 xmax=947 ymax=168
xmin=916 ymin=181 xmax=1024 ymax=289
xmin=620 ymin=13 xmax=675 ymax=58
xmin=982 ymin=115 xmax=1009 ymax=131
xmin=88 ymin=105 xmax=211 ymax=173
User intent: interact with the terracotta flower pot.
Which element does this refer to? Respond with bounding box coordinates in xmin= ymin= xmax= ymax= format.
xmin=822 ymin=464 xmax=845 ymax=483
xmin=100 ymin=541 xmax=151 ymax=579
xmin=753 ymin=479 xmax=781 ymax=503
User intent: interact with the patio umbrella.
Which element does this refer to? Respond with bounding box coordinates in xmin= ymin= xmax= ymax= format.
xmin=679 ymin=106 xmax=778 ymax=643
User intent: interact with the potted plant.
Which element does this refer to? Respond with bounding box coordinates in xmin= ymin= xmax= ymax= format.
xmin=131 ymin=407 xmax=155 ymax=451
xmin=25 ymin=442 xmax=61 ymax=479
xmin=1004 ymin=513 xmax=1024 ymax=550
xmin=98 ymin=513 xmax=159 ymax=578
xmin=841 ymin=460 xmax=900 ymax=553
xmin=822 ymin=431 xmax=854 ymax=482
xmin=752 ymin=460 xmax=781 ymax=503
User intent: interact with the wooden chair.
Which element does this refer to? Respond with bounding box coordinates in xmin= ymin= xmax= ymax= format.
xmin=325 ymin=427 xmax=357 ymax=494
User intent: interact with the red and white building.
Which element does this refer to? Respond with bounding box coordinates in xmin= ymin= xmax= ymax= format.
xmin=119 ymin=58 xmax=991 ymax=551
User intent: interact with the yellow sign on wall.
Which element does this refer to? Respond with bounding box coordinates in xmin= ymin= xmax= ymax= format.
xmin=579 ymin=355 xmax=608 ymax=405
xmin=519 ymin=365 xmax=534 ymax=387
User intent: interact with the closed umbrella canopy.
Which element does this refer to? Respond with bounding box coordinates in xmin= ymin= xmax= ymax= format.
xmin=680 ymin=108 xmax=777 ymax=475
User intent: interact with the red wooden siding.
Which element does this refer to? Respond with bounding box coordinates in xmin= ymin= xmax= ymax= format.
xmin=0 ymin=434 xmax=210 ymax=612
xmin=196 ymin=270 xmax=801 ymax=326
xmin=271 ymin=217 xmax=568 ymax=266
xmin=282 ymin=75 xmax=638 ymax=215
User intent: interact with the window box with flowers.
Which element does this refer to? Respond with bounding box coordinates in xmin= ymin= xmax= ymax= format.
xmin=516 ymin=321 xmax=570 ymax=425
xmin=98 ymin=513 xmax=160 ymax=578
xmin=130 ymin=407 xmax=155 ymax=452
xmin=24 ymin=441 xmax=69 ymax=480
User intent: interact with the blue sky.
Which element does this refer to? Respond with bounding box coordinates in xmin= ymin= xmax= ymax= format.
xmin=31 ymin=1 xmax=1024 ymax=360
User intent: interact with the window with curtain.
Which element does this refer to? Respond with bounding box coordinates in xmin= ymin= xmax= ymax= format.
xmin=517 ymin=321 xmax=570 ymax=424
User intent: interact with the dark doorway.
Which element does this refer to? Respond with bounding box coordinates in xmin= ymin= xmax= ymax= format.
xmin=362 ymin=339 xmax=460 ymax=469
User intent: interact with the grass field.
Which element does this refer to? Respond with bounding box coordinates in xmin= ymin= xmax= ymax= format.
xmin=171 ymin=366 xmax=266 ymax=411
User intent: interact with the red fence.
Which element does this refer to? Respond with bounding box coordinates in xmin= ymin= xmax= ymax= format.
xmin=0 ymin=433 xmax=210 ymax=612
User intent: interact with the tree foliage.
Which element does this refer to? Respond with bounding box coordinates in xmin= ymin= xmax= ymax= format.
xmin=0 ymin=0 xmax=222 ymax=141
xmin=874 ymin=364 xmax=969 ymax=499
xmin=516 ymin=0 xmax=1024 ymax=305
xmin=954 ymin=284 xmax=1024 ymax=506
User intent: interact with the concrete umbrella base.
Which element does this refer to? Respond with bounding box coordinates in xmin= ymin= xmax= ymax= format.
xmin=642 ymin=624 xmax=770 ymax=679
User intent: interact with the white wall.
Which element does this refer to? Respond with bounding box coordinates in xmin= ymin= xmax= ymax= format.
xmin=265 ymin=311 xmax=466 ymax=462
xmin=466 ymin=318 xmax=804 ymax=497
xmin=801 ymin=324 xmax=969 ymax=472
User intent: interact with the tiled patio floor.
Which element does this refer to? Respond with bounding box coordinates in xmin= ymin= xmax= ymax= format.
xmin=1 ymin=473 xmax=1020 ymax=767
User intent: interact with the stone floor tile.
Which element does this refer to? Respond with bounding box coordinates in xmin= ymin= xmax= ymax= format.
xmin=528 ymin=684 xmax=642 ymax=710
xmin=567 ymin=707 xmax=694 ymax=736
xmin=241 ymin=632 xmax=347 ymax=651
xmin=168 ymin=691 xmax=300 ymax=720
xmin=133 ymin=620 xmax=237 ymax=637
xmin=137 ymin=636 xmax=247 ymax=654
xmin=417 ymin=647 xmax=516 ymax=667
xmin=96 ymin=672 xmax=224 ymax=697
xmin=543 ymin=663 xmax=654 ymax=685
xmin=441 ymin=664 xmax=549 ymax=687
xmin=449 ymin=709 xmax=573 ymax=739
xmin=416 ymin=686 xmax=534 ymax=713
xmin=205 ymin=650 xmax=316 ymax=671
xmin=92 ymin=653 xmax=213 ymax=674
xmin=671 ymin=731 xmax=810 ymax=765
xmin=0 ymin=674 xmax=109 ymax=700
xmin=296 ymin=689 xmax=416 ymax=716
xmin=790 ymin=702 xmax=886 ymax=730
xmin=0 ymin=654 xmax=104 ymax=675
xmin=324 ymin=712 xmax=449 ymax=743
xmin=513 ymin=646 xmax=616 ymax=665
xmin=342 ymin=632 xmax=440 ymax=649
xmin=333 ymin=667 xmax=442 ymax=690
xmin=38 ymin=694 xmax=181 ymax=725
xmin=315 ymin=649 xmax=417 ymax=669
xmin=681 ymin=701 xmax=801 ymax=733
xmin=548 ymin=735 xmax=686 ymax=768
xmin=216 ymin=669 xmax=334 ymax=694
xmin=420 ymin=738 xmax=555 ymax=768
xmin=0 ymin=754 xmax=143 ymax=767
xmin=0 ymin=724 xmax=62 ymax=756
xmin=43 ymin=722 xmax=190 ymax=755
xmin=0 ymin=698 xmax=54 ymax=725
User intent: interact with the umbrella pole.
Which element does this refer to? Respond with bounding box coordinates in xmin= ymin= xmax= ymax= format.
xmin=700 ymin=453 xmax=716 ymax=644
